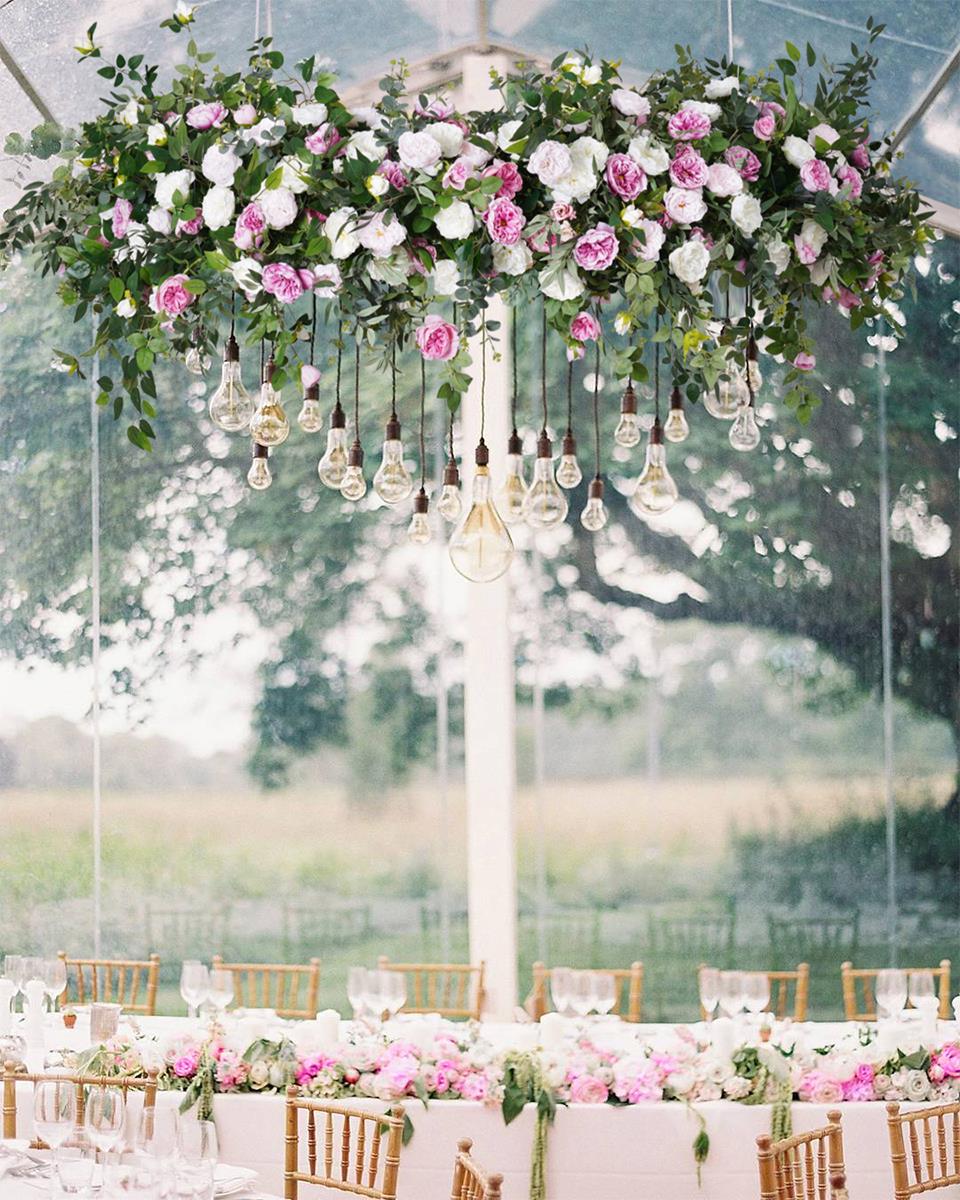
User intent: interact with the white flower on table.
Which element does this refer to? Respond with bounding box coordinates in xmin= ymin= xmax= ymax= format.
xmin=731 ymin=192 xmax=763 ymax=235
xmin=292 ymin=101 xmax=328 ymax=126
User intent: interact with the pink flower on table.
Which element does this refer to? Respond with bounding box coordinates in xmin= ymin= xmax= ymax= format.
xmin=483 ymin=196 xmax=526 ymax=245
xmin=725 ymin=145 xmax=761 ymax=182
xmin=612 ymin=1062 xmax=663 ymax=1104
xmin=176 ymin=214 xmax=204 ymax=236
xmin=481 ymin=159 xmax=523 ymax=199
xmin=151 ymin=273 xmax=194 ymax=317
xmin=173 ymin=1052 xmax=199 ymax=1078
xmin=793 ymin=351 xmax=816 ymax=371
xmin=573 ymin=222 xmax=619 ymax=271
xmin=415 ymin=313 xmax=459 ymax=361
xmin=457 ymin=1072 xmax=489 ymax=1102
xmin=377 ymin=160 xmax=409 ymax=191
xmin=379 ymin=1055 xmax=419 ymax=1097
xmin=933 ymin=1046 xmax=960 ymax=1078
xmin=112 ymin=198 xmax=133 ymax=238
xmin=753 ymin=114 xmax=776 ymax=141
xmin=841 ymin=1064 xmax=875 ymax=1102
xmin=570 ymin=310 xmax=601 ymax=342
xmin=799 ymin=1071 xmax=843 ymax=1105
xmin=305 ymin=123 xmax=341 ymax=155
xmin=185 ymin=100 xmax=227 ymax=130
xmin=234 ymin=201 xmax=267 ymax=250
xmin=669 ymin=147 xmax=707 ymax=189
xmin=605 ymin=152 xmax=647 ymax=199
xmin=550 ymin=202 xmax=576 ymax=222
xmin=667 ymin=108 xmax=711 ymax=141
xmin=262 ymin=261 xmax=306 ymax=303
xmin=800 ymin=157 xmax=832 ymax=192
xmin=836 ymin=163 xmax=863 ymax=198
xmin=569 ymin=1075 xmax=609 ymax=1104
xmin=443 ymin=157 xmax=475 ymax=191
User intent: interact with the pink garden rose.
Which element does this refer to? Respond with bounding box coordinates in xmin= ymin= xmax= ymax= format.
xmin=415 ymin=314 xmax=459 ymax=361
xmin=185 ymin=101 xmax=227 ymax=130
xmin=568 ymin=1074 xmax=609 ymax=1104
xmin=550 ymin=202 xmax=576 ymax=222
xmin=841 ymin=1065 xmax=876 ymax=1102
xmin=483 ymin=196 xmax=526 ymax=245
xmin=232 ymin=103 xmax=257 ymax=126
xmin=605 ymin=152 xmax=647 ymax=199
xmin=173 ymin=1052 xmax=199 ymax=1078
xmin=865 ymin=249 xmax=884 ymax=289
xmin=933 ymin=1046 xmax=960 ymax=1078
xmin=724 ymin=145 xmax=761 ymax=182
xmin=753 ymin=114 xmax=776 ymax=141
xmin=443 ymin=157 xmax=475 ymax=190
xmin=262 ymin=262 xmax=308 ymax=303
xmin=482 ymin=159 xmax=523 ymax=199
xmin=176 ymin=214 xmax=204 ymax=236
xmin=836 ymin=163 xmax=863 ymax=198
xmin=234 ymin=201 xmax=267 ymax=250
xmin=570 ymin=310 xmax=601 ymax=342
xmin=800 ymin=158 xmax=832 ymax=192
xmin=414 ymin=97 xmax=453 ymax=119
xmin=377 ymin=159 xmax=409 ymax=190
xmin=759 ymin=100 xmax=786 ymax=123
xmin=457 ymin=1072 xmax=489 ymax=1102
xmin=112 ymin=198 xmax=133 ymax=238
xmin=151 ymin=273 xmax=194 ymax=317
xmin=793 ymin=351 xmax=816 ymax=371
xmin=851 ymin=141 xmax=871 ymax=171
xmin=305 ymin=124 xmax=341 ymax=155
xmin=664 ymin=186 xmax=707 ymax=224
xmin=573 ymin=222 xmax=619 ymax=271
xmin=669 ymin=147 xmax=708 ymax=189
xmin=667 ymin=108 xmax=711 ymax=141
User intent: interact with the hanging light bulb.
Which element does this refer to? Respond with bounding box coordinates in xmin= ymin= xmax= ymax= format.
xmin=373 ymin=411 xmax=414 ymax=505
xmin=317 ymin=401 xmax=348 ymax=489
xmin=249 ymin=357 xmax=290 ymax=447
xmin=496 ymin=429 xmax=528 ymax=525
xmin=246 ymin=442 xmax=272 ymax=490
xmin=340 ymin=439 xmax=366 ymax=501
xmin=437 ymin=456 xmax=462 ymax=523
xmin=663 ymin=386 xmax=690 ymax=443
xmin=746 ymin=334 xmax=763 ymax=395
xmin=631 ymin=417 xmax=679 ymax=517
xmin=729 ymin=400 xmax=761 ymax=451
xmin=580 ymin=476 xmax=608 ymax=531
xmin=297 ymin=381 xmax=323 ymax=434
xmin=524 ymin=431 xmax=569 ymax=529
xmin=407 ymin=488 xmax=432 ymax=545
xmin=614 ymin=381 xmax=641 ymax=448
xmin=556 ymin=429 xmax=583 ymax=489
xmin=208 ymin=334 xmax=254 ymax=432
xmin=449 ymin=440 xmax=514 ymax=583
xmin=703 ymin=369 xmax=748 ymax=420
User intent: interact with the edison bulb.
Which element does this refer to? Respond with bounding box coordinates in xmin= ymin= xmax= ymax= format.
xmin=208 ymin=340 xmax=254 ymax=432
xmin=249 ymin=367 xmax=290 ymax=447
xmin=729 ymin=403 xmax=761 ymax=451
xmin=524 ymin=438 xmax=568 ymax=529
xmin=407 ymin=491 xmax=432 ymax=545
xmin=580 ymin=479 xmax=608 ymax=531
xmin=297 ymin=396 xmax=323 ymax=433
xmin=318 ymin=405 xmax=348 ymax=488
xmin=663 ymin=392 xmax=690 ymax=443
xmin=449 ymin=452 xmax=514 ymax=583
xmin=373 ymin=436 xmax=414 ymax=505
xmin=185 ymin=346 xmax=211 ymax=376
xmin=615 ymin=382 xmax=641 ymax=447
xmin=340 ymin=465 xmax=366 ymax=501
xmin=497 ymin=454 xmax=528 ymax=525
xmin=247 ymin=448 xmax=272 ymax=490
xmin=631 ymin=422 xmax=679 ymax=516
xmin=703 ymin=372 xmax=748 ymax=420
xmin=437 ymin=467 xmax=462 ymax=522
xmin=556 ymin=434 xmax=583 ymax=489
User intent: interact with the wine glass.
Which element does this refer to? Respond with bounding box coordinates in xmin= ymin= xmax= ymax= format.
xmin=178 ymin=1116 xmax=218 ymax=1166
xmin=593 ymin=973 xmax=617 ymax=1017
xmin=34 ymin=1078 xmax=78 ymax=1148
xmin=550 ymin=968 xmax=572 ymax=1017
xmin=718 ymin=971 xmax=744 ymax=1019
xmin=699 ymin=967 xmax=720 ymax=1021
xmin=84 ymin=1085 xmax=126 ymax=1155
xmin=570 ymin=972 xmax=593 ymax=1019
xmin=136 ymin=1105 xmax=179 ymax=1162
xmin=743 ymin=973 xmax=770 ymax=1022
xmin=43 ymin=958 xmax=67 ymax=1012
xmin=362 ymin=971 xmax=385 ymax=1021
xmin=54 ymin=1126 xmax=97 ymax=1196
xmin=383 ymin=972 xmax=406 ymax=1018
xmin=909 ymin=971 xmax=935 ymax=1008
xmin=876 ymin=969 xmax=907 ymax=1020
xmin=180 ymin=962 xmax=210 ymax=1020
xmin=207 ymin=968 xmax=234 ymax=1016
xmin=347 ymin=967 xmax=369 ymax=1020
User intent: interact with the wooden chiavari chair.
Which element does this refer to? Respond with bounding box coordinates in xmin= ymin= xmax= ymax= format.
xmin=2 ymin=1062 xmax=158 ymax=1144
xmin=841 ymin=960 xmax=951 ymax=1022
xmin=376 ymin=958 xmax=484 ymax=1021
xmin=886 ymin=1100 xmax=960 ymax=1198
xmin=756 ymin=1109 xmax=846 ymax=1200
xmin=699 ymin=963 xmax=809 ymax=1021
xmin=450 ymin=1137 xmax=502 ymax=1200
xmin=530 ymin=961 xmax=644 ymax=1023
xmin=284 ymin=1088 xmax=404 ymax=1199
xmin=57 ymin=951 xmax=160 ymax=1015
xmin=211 ymin=956 xmax=320 ymax=1019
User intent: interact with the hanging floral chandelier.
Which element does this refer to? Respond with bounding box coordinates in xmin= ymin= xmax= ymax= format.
xmin=0 ymin=7 xmax=933 ymax=582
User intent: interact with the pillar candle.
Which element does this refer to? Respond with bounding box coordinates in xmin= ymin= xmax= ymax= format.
xmin=314 ymin=1009 xmax=340 ymax=1048
xmin=539 ymin=1012 xmax=565 ymax=1049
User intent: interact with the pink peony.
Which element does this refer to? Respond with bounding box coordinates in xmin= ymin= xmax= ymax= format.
xmin=753 ymin=114 xmax=776 ymax=141
xmin=569 ymin=1075 xmax=609 ymax=1104
xmin=841 ymin=1064 xmax=876 ymax=1102
xmin=760 ymin=100 xmax=786 ymax=123
xmin=667 ymin=108 xmax=711 ymax=141
xmin=800 ymin=158 xmax=832 ymax=192
xmin=725 ymin=145 xmax=761 ymax=182
xmin=934 ymin=1046 xmax=960 ymax=1078
xmin=457 ymin=1072 xmax=489 ymax=1102
xmin=443 ymin=157 xmax=475 ymax=191
xmin=851 ymin=141 xmax=870 ymax=171
xmin=605 ymin=152 xmax=647 ymax=199
xmin=669 ymin=147 xmax=708 ymax=189
xmin=482 ymin=159 xmax=523 ymax=199
xmin=262 ymin=261 xmax=306 ymax=304
xmin=185 ymin=101 xmax=227 ymax=130
xmin=173 ymin=1053 xmax=198 ymax=1078
xmin=176 ymin=214 xmax=204 ymax=236
xmin=305 ymin=124 xmax=341 ymax=155
xmin=232 ymin=103 xmax=257 ymax=126
xmin=570 ymin=311 xmax=601 ymax=342
xmin=793 ymin=352 xmax=816 ymax=371
xmin=706 ymin=162 xmax=742 ymax=196
xmin=573 ymin=222 xmax=619 ymax=271
xmin=836 ymin=163 xmax=863 ymax=198
xmin=234 ymin=201 xmax=267 ymax=250
xmin=415 ymin=313 xmax=459 ymax=361
xmin=152 ymin=273 xmax=194 ymax=317
xmin=377 ymin=159 xmax=409 ymax=190
xmin=550 ymin=202 xmax=576 ymax=222
xmin=414 ymin=97 xmax=454 ymax=119
xmin=483 ymin=196 xmax=526 ymax=245
xmin=112 ymin=198 xmax=133 ymax=238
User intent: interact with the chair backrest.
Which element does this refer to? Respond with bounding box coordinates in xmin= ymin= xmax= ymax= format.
xmin=886 ymin=1100 xmax=960 ymax=1198
xmin=58 ymin=952 xmax=160 ymax=1015
xmin=450 ymin=1137 xmax=503 ymax=1200
xmin=519 ymin=910 xmax=602 ymax=966
xmin=2 ymin=1062 xmax=158 ymax=1142
xmin=757 ymin=1109 xmax=845 ymax=1200
xmin=211 ymin=956 xmax=320 ymax=1019
xmin=376 ymin=958 xmax=484 ymax=1021
xmin=144 ymin=902 xmax=231 ymax=960
xmin=646 ymin=911 xmax=736 ymax=961
xmin=841 ymin=960 xmax=951 ymax=1021
xmin=767 ymin=914 xmax=860 ymax=961
xmin=530 ymin=962 xmax=644 ymax=1023
xmin=699 ymin=963 xmax=809 ymax=1021
xmin=284 ymin=1089 xmax=404 ymax=1200
xmin=283 ymin=903 xmax=373 ymax=954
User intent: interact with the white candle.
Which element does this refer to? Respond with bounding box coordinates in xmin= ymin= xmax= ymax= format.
xmin=314 ymin=1009 xmax=340 ymax=1048
xmin=710 ymin=1016 xmax=735 ymax=1059
xmin=539 ymin=1012 xmax=565 ymax=1050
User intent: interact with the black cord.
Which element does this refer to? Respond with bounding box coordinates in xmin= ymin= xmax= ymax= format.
xmin=480 ymin=311 xmax=487 ymax=441
xmin=419 ymin=356 xmax=426 ymax=489
xmin=653 ymin=311 xmax=661 ymax=424
xmin=335 ymin=328 xmax=342 ymax=405
xmin=511 ymin=310 xmax=518 ymax=432
xmin=448 ymin=411 xmax=455 ymax=461
xmin=230 ymin=293 xmax=235 ymax=341
xmin=566 ymin=359 xmax=573 ymax=433
xmin=391 ymin=339 xmax=397 ymax=418
xmin=593 ymin=339 xmax=601 ymax=478
xmin=540 ymin=303 xmax=548 ymax=434
xmin=354 ymin=339 xmax=360 ymax=438
xmin=310 ymin=292 xmax=317 ymax=363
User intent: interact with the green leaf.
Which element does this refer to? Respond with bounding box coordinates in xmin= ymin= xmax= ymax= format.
xmin=785 ymin=41 xmax=800 ymax=63
xmin=136 ymin=347 xmax=154 ymax=372
xmin=127 ymin=424 xmax=152 ymax=451
xmin=108 ymin=277 xmax=124 ymax=302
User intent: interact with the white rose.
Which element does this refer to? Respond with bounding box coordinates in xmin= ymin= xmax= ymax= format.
xmin=798 ymin=217 xmax=828 ymax=258
xmin=201 ymin=185 xmax=235 ymax=231
xmin=667 ymin=1068 xmax=696 ymax=1097
xmin=278 ymin=155 xmax=310 ymax=194
xmin=705 ymin=76 xmax=740 ymax=99
xmin=424 ymin=121 xmax=463 ymax=157
xmin=398 ymin=130 xmax=442 ymax=173
xmin=242 ymin=118 xmax=286 ymax=147
xmin=118 ymin=98 xmax=139 ymax=127
xmin=610 ymin=88 xmax=651 ymax=119
xmin=434 ymin=199 xmax=475 ymax=239
xmin=229 ymin=256 xmax=262 ymax=293
xmin=258 ymin=186 xmax=298 ymax=229
xmin=581 ymin=63 xmax=602 ymax=86
xmin=201 ymin=144 xmax=241 ymax=187
xmin=628 ymin=133 xmax=669 ymax=175
xmin=681 ymin=98 xmax=722 ymax=122
xmin=326 ymin=207 xmax=361 ymax=258
xmin=350 ymin=105 xmax=386 ymax=131
xmin=115 ymin=295 xmax=137 ymax=318
xmin=766 ymin=235 xmax=791 ymax=275
xmin=497 ymin=120 xmax=523 ymax=152
xmin=528 ymin=139 xmax=572 ymax=186
xmin=292 ymin=101 xmax=328 ymax=126
xmin=706 ymin=162 xmax=743 ymax=196
xmin=808 ymin=122 xmax=839 ymax=147
xmin=620 ymin=204 xmax=642 ymax=228
xmin=146 ymin=122 xmax=167 ymax=146
xmin=539 ymin=263 xmax=584 ymax=300
xmin=154 ymin=168 xmax=193 ymax=211
xmin=431 ymin=258 xmax=460 ymax=295
xmin=783 ymin=135 xmax=815 ymax=167
xmin=664 ymin=186 xmax=707 ymax=224
xmin=668 ymin=238 xmax=711 ymax=284
xmin=365 ymin=173 xmax=390 ymax=198
xmin=357 ymin=210 xmax=406 ymax=258
xmin=492 ymin=241 xmax=533 ymax=276
xmin=311 ymin=263 xmax=342 ymax=294
xmin=570 ymin=135 xmax=608 ymax=171
xmin=147 ymin=206 xmax=173 ymax=234
xmin=551 ymin=160 xmax=597 ymax=204
xmin=731 ymin=193 xmax=763 ymax=235
xmin=460 ymin=140 xmax=492 ymax=167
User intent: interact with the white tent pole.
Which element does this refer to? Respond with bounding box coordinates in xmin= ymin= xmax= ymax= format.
xmin=90 ymin=326 xmax=102 ymax=958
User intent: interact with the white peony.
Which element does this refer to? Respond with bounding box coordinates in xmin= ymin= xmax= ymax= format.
xmin=766 ymin=235 xmax=792 ymax=275
xmin=497 ymin=120 xmax=524 ymax=152
xmin=528 ymin=139 xmax=573 ymax=186
xmin=539 ymin=264 xmax=585 ymax=301
xmin=350 ymin=105 xmax=387 ymax=131
xmin=668 ymin=238 xmax=711 ymax=284
xmin=628 ymin=133 xmax=669 ymax=175
xmin=201 ymin=144 xmax=241 ymax=187
xmin=154 ymin=169 xmax=193 ymax=211
xmin=705 ymin=76 xmax=740 ymax=99
xmin=343 ymin=130 xmax=386 ymax=162
xmin=783 ymin=135 xmax=816 ymax=167
xmin=611 ymin=88 xmax=650 ymax=119
xmin=492 ymin=241 xmax=533 ymax=276
xmin=664 ymin=186 xmax=707 ymax=224
xmin=278 ymin=155 xmax=311 ymax=194
xmin=356 ymin=210 xmax=406 ymax=258
xmin=258 ymin=186 xmax=299 ymax=229
xmin=706 ymin=162 xmax=743 ymax=196
xmin=460 ymin=140 xmax=493 ymax=168
xmin=311 ymin=263 xmax=342 ymax=294
xmin=581 ymin=63 xmax=602 ymax=86
xmin=397 ymin=130 xmax=442 ymax=173
xmin=620 ymin=205 xmax=643 ymax=228
xmin=731 ymin=193 xmax=763 ymax=235
xmin=146 ymin=122 xmax=167 ymax=146
xmin=292 ymin=101 xmax=328 ymax=126
xmin=325 ymin=207 xmax=361 ymax=259
xmin=242 ymin=118 xmax=286 ymax=147
xmin=431 ymin=259 xmax=460 ymax=295
xmin=147 ymin=206 xmax=173 ymax=234
xmin=229 ymin=257 xmax=262 ymax=293
xmin=118 ymin=98 xmax=139 ymax=127
xmin=681 ymin=98 xmax=722 ymax=122
xmin=808 ymin=122 xmax=840 ymax=147
xmin=570 ymin=135 xmax=609 ymax=171
xmin=201 ymin=185 xmax=235 ymax=231
xmin=424 ymin=121 xmax=463 ymax=157
xmin=551 ymin=159 xmax=597 ymax=204
xmin=434 ymin=199 xmax=475 ymax=239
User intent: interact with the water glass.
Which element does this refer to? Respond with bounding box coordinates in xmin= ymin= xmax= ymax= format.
xmin=43 ymin=957 xmax=67 ymax=1011
xmin=179 ymin=962 xmax=210 ymax=1020
xmin=137 ymin=1105 xmax=179 ymax=1161
xmin=84 ymin=1085 xmax=126 ymax=1154
xmin=347 ymin=967 xmax=368 ymax=1020
xmin=55 ymin=1128 xmax=97 ymax=1195
xmin=382 ymin=972 xmax=406 ymax=1017
xmin=207 ymin=969 xmax=234 ymax=1015
xmin=876 ymin=969 xmax=907 ymax=1019
xmin=550 ymin=968 xmax=573 ymax=1016
xmin=718 ymin=971 xmax=745 ymax=1019
xmin=106 ymin=1151 xmax=161 ymax=1200
xmin=699 ymin=967 xmax=720 ymax=1020
xmin=593 ymin=972 xmax=617 ymax=1016
xmin=743 ymin=973 xmax=770 ymax=1017
xmin=178 ymin=1116 xmax=218 ymax=1166
xmin=174 ymin=1159 xmax=216 ymax=1200
xmin=34 ymin=1078 xmax=78 ymax=1148
xmin=909 ymin=971 xmax=935 ymax=1007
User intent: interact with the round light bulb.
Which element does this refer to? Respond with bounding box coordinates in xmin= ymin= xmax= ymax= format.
xmin=703 ymin=371 xmax=748 ymax=420
xmin=208 ymin=339 xmax=254 ymax=432
xmin=556 ymin=433 xmax=583 ymax=489
xmin=524 ymin=435 xmax=568 ymax=529
xmin=247 ymin=447 xmax=272 ymax=491
xmin=249 ymin=363 xmax=290 ymax=447
xmin=340 ymin=465 xmax=366 ymax=501
xmin=407 ymin=491 xmax=432 ymax=545
xmin=449 ymin=450 xmax=514 ymax=583
xmin=297 ymin=394 xmax=323 ymax=433
xmin=630 ymin=421 xmax=679 ymax=517
xmin=185 ymin=346 xmax=211 ymax=376
xmin=318 ymin=404 xmax=348 ymax=488
xmin=729 ymin=403 xmax=761 ymax=452
xmin=663 ymin=389 xmax=690 ymax=443
xmin=580 ymin=478 xmax=608 ymax=531
xmin=437 ymin=460 xmax=462 ymax=523
xmin=372 ymin=420 xmax=414 ymax=505
xmin=615 ymin=382 xmax=641 ymax=447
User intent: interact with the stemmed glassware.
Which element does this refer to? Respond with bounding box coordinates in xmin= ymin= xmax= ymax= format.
xmin=718 ymin=971 xmax=745 ymax=1020
xmin=699 ymin=968 xmax=720 ymax=1022
xmin=42 ymin=957 xmax=67 ymax=1012
xmin=742 ymin=973 xmax=770 ymax=1023
xmin=593 ymin=973 xmax=617 ymax=1016
xmin=84 ymin=1085 xmax=126 ymax=1157
xmin=207 ymin=968 xmax=234 ymax=1016
xmin=382 ymin=972 xmax=406 ymax=1018
xmin=34 ymin=1079 xmax=78 ymax=1149
xmin=347 ymin=967 xmax=369 ymax=1020
xmin=136 ymin=1105 xmax=179 ymax=1162
xmin=876 ymin=969 xmax=907 ymax=1020
xmin=180 ymin=962 xmax=211 ymax=1020
xmin=550 ymin=968 xmax=573 ymax=1017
